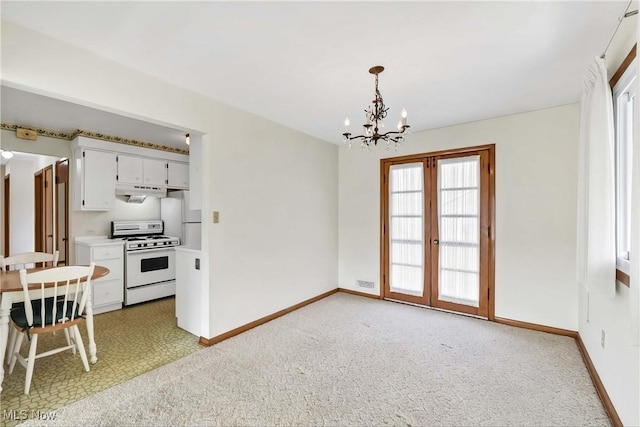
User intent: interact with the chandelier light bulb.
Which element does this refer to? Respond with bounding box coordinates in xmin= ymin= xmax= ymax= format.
xmin=401 ymin=108 xmax=407 ymax=119
xmin=397 ymin=120 xmax=403 ymax=131
xmin=344 ymin=117 xmax=350 ymax=127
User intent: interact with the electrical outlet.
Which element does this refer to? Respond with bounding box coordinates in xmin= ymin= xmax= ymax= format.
xmin=213 ymin=211 xmax=219 ymax=223
xmin=601 ymin=330 xmax=605 ymax=348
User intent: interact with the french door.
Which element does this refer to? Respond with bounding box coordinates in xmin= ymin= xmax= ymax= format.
xmin=381 ymin=145 xmax=494 ymax=318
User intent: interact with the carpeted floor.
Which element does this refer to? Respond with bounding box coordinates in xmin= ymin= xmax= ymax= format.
xmin=1 ymin=297 xmax=203 ymax=427
xmin=17 ymin=292 xmax=609 ymax=426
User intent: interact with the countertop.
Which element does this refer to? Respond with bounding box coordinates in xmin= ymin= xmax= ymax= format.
xmin=75 ymin=236 xmax=125 ymax=247
xmin=175 ymin=246 xmax=201 ymax=254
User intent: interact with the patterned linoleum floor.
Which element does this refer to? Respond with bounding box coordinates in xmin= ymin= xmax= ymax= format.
xmin=1 ymin=297 xmax=203 ymax=427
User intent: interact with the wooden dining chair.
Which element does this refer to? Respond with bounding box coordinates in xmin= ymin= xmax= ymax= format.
xmin=0 ymin=251 xmax=60 ymax=271
xmin=1 ymin=251 xmax=61 ymax=364
xmin=7 ymin=263 xmax=95 ymax=395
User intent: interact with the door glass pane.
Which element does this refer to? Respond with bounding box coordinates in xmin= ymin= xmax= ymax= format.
xmin=389 ymin=163 xmax=424 ymax=296
xmin=437 ymin=156 xmax=480 ymax=307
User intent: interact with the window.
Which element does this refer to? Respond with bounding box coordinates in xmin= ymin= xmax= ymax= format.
xmin=611 ymin=49 xmax=636 ymax=284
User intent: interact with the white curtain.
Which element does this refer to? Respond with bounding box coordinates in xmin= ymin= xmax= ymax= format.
xmin=577 ymin=57 xmax=616 ymax=298
xmin=630 ymin=35 xmax=640 ymax=345
xmin=437 ymin=156 xmax=480 ymax=307
xmin=389 ymin=163 xmax=424 ymax=296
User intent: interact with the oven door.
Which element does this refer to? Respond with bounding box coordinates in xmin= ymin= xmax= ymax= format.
xmin=126 ymin=247 xmax=176 ymax=289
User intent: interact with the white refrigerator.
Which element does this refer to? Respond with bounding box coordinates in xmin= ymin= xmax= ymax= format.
xmin=161 ymin=190 xmax=202 ymax=249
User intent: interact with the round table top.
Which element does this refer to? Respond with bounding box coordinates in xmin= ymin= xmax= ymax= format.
xmin=0 ymin=265 xmax=110 ymax=293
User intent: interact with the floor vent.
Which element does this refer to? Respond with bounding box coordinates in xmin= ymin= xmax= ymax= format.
xmin=357 ymin=280 xmax=375 ymax=289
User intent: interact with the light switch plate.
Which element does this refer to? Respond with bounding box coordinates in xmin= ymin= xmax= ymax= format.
xmin=213 ymin=211 xmax=219 ymax=223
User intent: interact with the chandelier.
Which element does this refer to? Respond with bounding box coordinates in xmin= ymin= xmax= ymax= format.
xmin=342 ymin=66 xmax=410 ymax=149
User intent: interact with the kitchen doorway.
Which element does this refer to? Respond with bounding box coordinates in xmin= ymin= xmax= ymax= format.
xmin=381 ymin=145 xmax=495 ymax=318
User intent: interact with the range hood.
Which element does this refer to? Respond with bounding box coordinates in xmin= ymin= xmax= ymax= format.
xmin=115 ymin=184 xmax=167 ymax=203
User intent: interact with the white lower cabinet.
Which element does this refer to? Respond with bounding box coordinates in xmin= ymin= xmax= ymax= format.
xmin=175 ymin=247 xmax=202 ymax=336
xmin=75 ymin=237 xmax=125 ymax=314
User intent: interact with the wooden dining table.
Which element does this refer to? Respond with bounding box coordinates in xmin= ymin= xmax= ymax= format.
xmin=0 ymin=265 xmax=109 ymax=392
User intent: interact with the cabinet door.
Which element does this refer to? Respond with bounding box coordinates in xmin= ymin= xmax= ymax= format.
xmin=143 ymin=158 xmax=167 ymax=186
xmin=83 ymin=149 xmax=116 ymax=210
xmin=117 ymin=155 xmax=143 ymax=184
xmin=93 ymin=279 xmax=124 ymax=307
xmin=167 ymin=161 xmax=189 ymax=189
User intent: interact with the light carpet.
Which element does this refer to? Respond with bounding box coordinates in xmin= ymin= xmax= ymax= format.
xmin=20 ymin=293 xmax=609 ymax=426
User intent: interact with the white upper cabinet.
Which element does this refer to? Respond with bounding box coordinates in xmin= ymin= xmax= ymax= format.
xmin=116 ymin=155 xmax=144 ymax=184
xmin=72 ymin=136 xmax=189 ymax=208
xmin=74 ymin=148 xmax=116 ymax=211
xmin=117 ymin=155 xmax=168 ymax=187
xmin=167 ymin=161 xmax=189 ymax=189
xmin=143 ymin=158 xmax=168 ymax=186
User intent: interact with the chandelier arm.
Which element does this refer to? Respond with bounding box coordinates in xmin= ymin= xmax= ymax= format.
xmin=378 ymin=130 xmax=407 ymax=137
xmin=343 ymin=134 xmax=368 ymax=140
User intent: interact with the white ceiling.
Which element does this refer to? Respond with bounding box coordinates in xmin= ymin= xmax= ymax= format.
xmin=0 ymin=1 xmax=633 ymax=147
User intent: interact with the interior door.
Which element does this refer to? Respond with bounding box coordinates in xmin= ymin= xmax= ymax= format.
xmin=382 ymin=146 xmax=494 ymax=318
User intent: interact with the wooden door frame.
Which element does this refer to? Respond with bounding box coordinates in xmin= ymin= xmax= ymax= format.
xmin=34 ymin=170 xmax=43 ymax=252
xmin=380 ymin=144 xmax=496 ymax=320
xmin=43 ymin=164 xmax=54 ymax=255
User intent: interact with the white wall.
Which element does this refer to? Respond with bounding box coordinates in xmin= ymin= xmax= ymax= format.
xmin=1 ymin=22 xmax=339 ymax=338
xmin=209 ymin=111 xmax=338 ymax=336
xmin=0 ymin=165 xmax=4 ymax=257
xmin=340 ymin=104 xmax=580 ymax=330
xmin=579 ymin=284 xmax=639 ymax=425
xmin=6 ymin=158 xmax=34 ymax=254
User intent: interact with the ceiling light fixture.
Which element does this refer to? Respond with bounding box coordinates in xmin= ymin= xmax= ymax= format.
xmin=185 ymin=133 xmax=190 ymax=146
xmin=1 ymin=150 xmax=14 ymax=159
xmin=342 ymin=66 xmax=410 ymax=149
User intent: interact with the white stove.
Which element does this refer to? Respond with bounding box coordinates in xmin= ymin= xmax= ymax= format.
xmin=121 ymin=235 xmax=181 ymax=251
xmin=111 ymin=220 xmax=180 ymax=306
xmin=111 ymin=220 xmax=180 ymax=249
